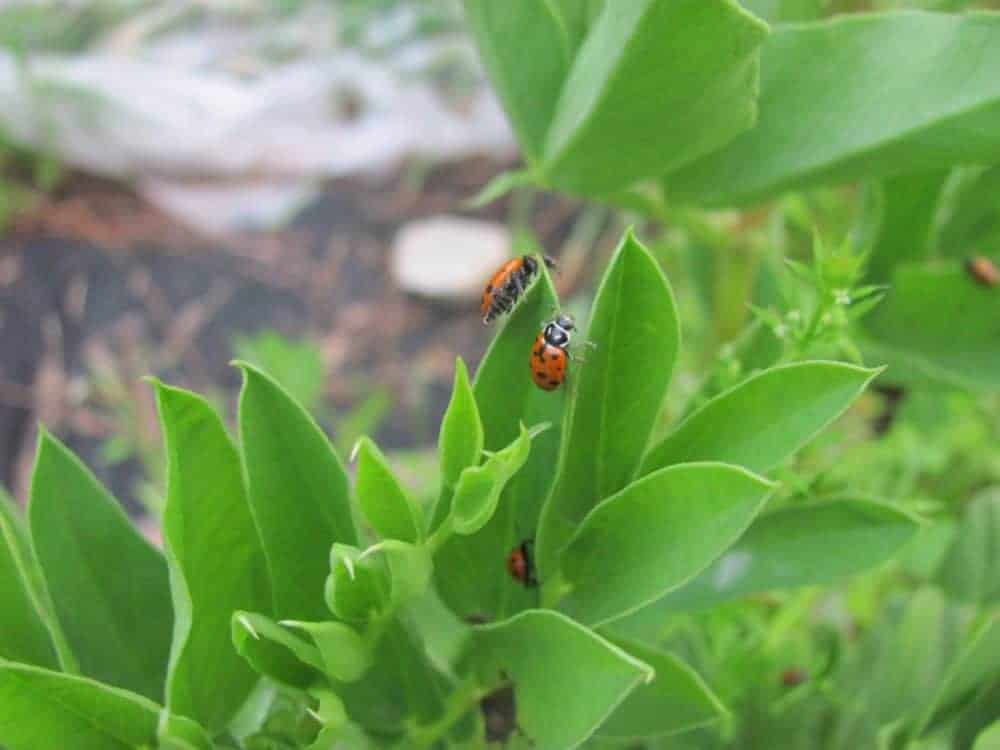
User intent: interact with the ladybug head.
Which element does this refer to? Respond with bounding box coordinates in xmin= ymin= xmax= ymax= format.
xmin=521 ymin=255 xmax=538 ymax=275
xmin=555 ymin=314 xmax=575 ymax=331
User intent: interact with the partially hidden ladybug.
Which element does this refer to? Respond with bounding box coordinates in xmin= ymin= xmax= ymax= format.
xmin=966 ymin=256 xmax=999 ymax=287
xmin=506 ymin=539 xmax=538 ymax=587
xmin=530 ymin=313 xmax=575 ymax=391
xmin=481 ymin=254 xmax=555 ymax=324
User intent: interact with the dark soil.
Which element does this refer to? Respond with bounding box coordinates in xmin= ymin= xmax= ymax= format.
xmin=0 ymin=157 xmax=598 ymax=511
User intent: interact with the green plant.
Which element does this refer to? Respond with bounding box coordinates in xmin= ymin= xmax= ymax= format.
xmin=0 ymin=231 xmax=927 ymax=749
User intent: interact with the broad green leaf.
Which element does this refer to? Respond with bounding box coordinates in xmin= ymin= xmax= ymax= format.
xmin=28 ymin=429 xmax=172 ymax=701
xmin=558 ymin=462 xmax=773 ymax=625
xmin=936 ymin=489 xmax=1000 ymax=605
xmin=740 ymin=0 xmax=822 ymax=22
xmin=451 ymin=423 xmax=537 ymax=535
xmin=468 ymin=610 xmax=652 ymax=749
xmin=668 ymin=12 xmax=1000 ymax=206
xmin=153 ymin=381 xmax=271 ymax=731
xmin=434 ymin=270 xmax=564 ymax=620
xmin=640 ymin=361 xmax=879 ymax=477
xmin=614 ymin=499 xmax=921 ymax=631
xmin=231 ymin=611 xmax=320 ymax=689
xmin=237 ymin=362 xmax=357 ymax=621
xmin=596 ymin=637 xmax=725 ymax=739
xmin=861 ymin=171 xmax=950 ymax=284
xmin=461 ymin=0 xmax=570 ymax=160
xmin=0 ymin=491 xmax=59 ymax=668
xmin=0 ymin=662 xmax=161 ymax=750
xmin=324 ymin=544 xmax=389 ymax=624
xmin=549 ymin=0 xmax=605 ymax=52
xmin=282 ymin=621 xmax=371 ymax=683
xmin=438 ymin=358 xmax=483 ymax=498
xmin=863 ymin=263 xmax=1000 ymax=389
xmin=353 ymin=437 xmax=421 ymax=543
xmin=538 ymin=231 xmax=680 ymax=577
xmin=975 ymin=721 xmax=1000 ymax=750
xmin=542 ymin=0 xmax=767 ymax=195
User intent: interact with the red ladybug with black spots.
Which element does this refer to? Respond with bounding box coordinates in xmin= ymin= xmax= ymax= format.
xmin=530 ymin=314 xmax=575 ymax=391
xmin=481 ymin=254 xmax=555 ymax=324
xmin=506 ymin=539 xmax=538 ymax=587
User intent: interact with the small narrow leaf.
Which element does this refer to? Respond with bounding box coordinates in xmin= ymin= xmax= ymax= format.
xmin=559 ymin=463 xmax=774 ymax=626
xmin=468 ymin=610 xmax=652 ymax=749
xmin=613 ymin=499 xmax=921 ymax=637
xmin=231 ymin=611 xmax=320 ymax=689
xmin=0 ymin=663 xmax=162 ymax=750
xmin=237 ymin=362 xmax=358 ymax=621
xmin=354 ymin=437 xmax=421 ymax=543
xmin=324 ymin=544 xmax=389 ymax=624
xmin=451 ymin=423 xmax=539 ymax=535
xmin=596 ymin=638 xmax=726 ymax=739
xmin=438 ymin=357 xmax=484 ymax=496
xmin=153 ymin=381 xmax=271 ymax=731
xmin=974 ymin=721 xmax=1000 ymax=750
xmin=28 ymin=429 xmax=172 ymax=701
xmin=640 ymin=361 xmax=879 ymax=477
xmin=538 ymin=231 xmax=680 ymax=577
xmin=282 ymin=621 xmax=371 ymax=683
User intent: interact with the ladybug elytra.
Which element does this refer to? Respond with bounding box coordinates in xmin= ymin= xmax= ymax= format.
xmin=966 ymin=256 xmax=999 ymax=287
xmin=530 ymin=314 xmax=575 ymax=391
xmin=481 ymin=254 xmax=555 ymax=324
xmin=506 ymin=539 xmax=538 ymax=587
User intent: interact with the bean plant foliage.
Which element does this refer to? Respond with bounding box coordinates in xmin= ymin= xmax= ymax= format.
xmin=0 ymin=231 xmax=918 ymax=750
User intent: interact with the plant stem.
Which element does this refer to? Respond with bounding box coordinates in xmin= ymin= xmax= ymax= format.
xmin=407 ymin=677 xmax=485 ymax=749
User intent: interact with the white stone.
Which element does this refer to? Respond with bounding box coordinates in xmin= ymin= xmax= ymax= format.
xmin=391 ymin=216 xmax=512 ymax=302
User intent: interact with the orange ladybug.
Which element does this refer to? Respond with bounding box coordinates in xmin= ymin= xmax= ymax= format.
xmin=530 ymin=314 xmax=575 ymax=391
xmin=966 ymin=256 xmax=998 ymax=287
xmin=481 ymin=254 xmax=555 ymax=324
xmin=506 ymin=540 xmax=537 ymax=587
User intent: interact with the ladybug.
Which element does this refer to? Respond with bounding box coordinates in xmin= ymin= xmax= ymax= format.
xmin=506 ymin=540 xmax=538 ymax=587
xmin=966 ymin=256 xmax=998 ymax=287
xmin=530 ymin=314 xmax=575 ymax=391
xmin=481 ymin=254 xmax=555 ymax=324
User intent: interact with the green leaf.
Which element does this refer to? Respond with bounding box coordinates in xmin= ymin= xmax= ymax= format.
xmin=281 ymin=620 xmax=370 ymax=683
xmin=353 ymin=437 xmax=421 ymax=543
xmin=595 ymin=637 xmax=725 ymax=739
xmin=861 ymin=171 xmax=950 ymax=284
xmin=157 ymin=714 xmax=215 ymax=750
xmin=937 ymin=489 xmax=1000 ymax=605
xmin=0 ymin=491 xmax=60 ymax=668
xmin=640 ymin=361 xmax=879 ymax=477
xmin=558 ymin=462 xmax=774 ymax=625
xmin=0 ymin=662 xmax=161 ymax=750
xmin=451 ymin=424 xmax=539 ymax=536
xmin=461 ymin=0 xmax=571 ymax=161
xmin=438 ymin=357 xmax=483 ymax=496
xmin=549 ymin=0 xmax=605 ymax=52
xmin=668 ymin=12 xmax=1000 ymax=206
xmin=537 ymin=231 xmax=680 ymax=577
xmin=324 ymin=544 xmax=389 ymax=624
xmin=231 ymin=611 xmax=321 ymax=688
xmin=541 ymin=0 xmax=768 ymax=195
xmin=974 ymin=721 xmax=1000 ymax=750
xmin=433 ymin=268 xmax=564 ymax=620
xmin=236 ymin=362 xmax=357 ymax=621
xmin=373 ymin=540 xmax=433 ymax=606
xmin=933 ymin=165 xmax=1000 ymax=257
xmin=468 ymin=610 xmax=652 ymax=749
xmin=153 ymin=380 xmax=271 ymax=731
xmin=613 ymin=499 xmax=921 ymax=636
xmin=912 ymin=615 xmax=1000 ymax=738
xmin=863 ymin=263 xmax=1000 ymax=389
xmin=28 ymin=429 xmax=172 ymax=701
